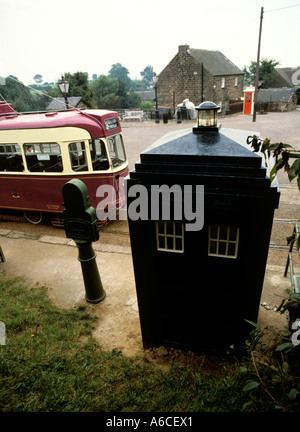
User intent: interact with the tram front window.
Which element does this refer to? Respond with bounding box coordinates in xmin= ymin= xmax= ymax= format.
xmin=0 ymin=143 xmax=24 ymax=172
xmin=89 ymin=139 xmax=109 ymax=171
xmin=69 ymin=142 xmax=87 ymax=172
xmin=25 ymin=143 xmax=63 ymax=172
xmin=107 ymin=134 xmax=126 ymax=167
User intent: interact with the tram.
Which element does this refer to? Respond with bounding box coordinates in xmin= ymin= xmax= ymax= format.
xmin=0 ymin=100 xmax=128 ymax=226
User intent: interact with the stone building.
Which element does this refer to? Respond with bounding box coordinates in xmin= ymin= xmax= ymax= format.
xmin=257 ymin=88 xmax=297 ymax=112
xmin=157 ymin=44 xmax=244 ymax=114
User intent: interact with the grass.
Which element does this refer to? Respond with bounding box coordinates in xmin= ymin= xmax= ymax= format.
xmin=0 ymin=273 xmax=299 ymax=412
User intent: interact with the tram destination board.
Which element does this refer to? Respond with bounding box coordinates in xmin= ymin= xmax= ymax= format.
xmin=104 ymin=117 xmax=119 ymax=132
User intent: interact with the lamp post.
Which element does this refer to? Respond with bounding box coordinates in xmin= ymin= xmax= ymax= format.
xmin=153 ymin=75 xmax=159 ymax=123
xmin=58 ymin=75 xmax=70 ymax=109
xmin=193 ymin=101 xmax=221 ymax=133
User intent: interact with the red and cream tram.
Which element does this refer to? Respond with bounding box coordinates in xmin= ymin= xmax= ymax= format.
xmin=0 ymin=101 xmax=128 ymax=225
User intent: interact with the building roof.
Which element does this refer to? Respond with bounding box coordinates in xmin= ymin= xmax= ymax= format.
xmin=257 ymin=88 xmax=296 ymax=103
xmin=46 ymin=97 xmax=90 ymax=111
xmin=189 ymin=48 xmax=243 ymax=76
xmin=274 ymin=68 xmax=298 ymax=87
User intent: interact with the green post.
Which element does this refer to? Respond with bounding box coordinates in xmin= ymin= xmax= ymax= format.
xmin=76 ymin=241 xmax=106 ymax=303
xmin=62 ymin=179 xmax=106 ymax=304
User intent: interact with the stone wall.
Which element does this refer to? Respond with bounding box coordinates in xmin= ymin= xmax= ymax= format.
xmin=157 ymin=45 xmax=203 ymax=109
xmin=157 ymin=45 xmax=244 ymax=114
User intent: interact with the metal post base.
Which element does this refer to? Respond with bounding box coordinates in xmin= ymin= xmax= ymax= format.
xmin=77 ymin=242 xmax=106 ymax=303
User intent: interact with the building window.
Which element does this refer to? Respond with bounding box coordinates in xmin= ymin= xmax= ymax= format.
xmin=156 ymin=221 xmax=184 ymax=253
xmin=221 ymin=77 xmax=225 ymax=88
xmin=208 ymin=225 xmax=239 ymax=259
xmin=235 ymin=77 xmax=238 ymax=87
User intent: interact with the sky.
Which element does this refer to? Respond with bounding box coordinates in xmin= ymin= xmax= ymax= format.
xmin=1 ymin=0 xmax=300 ymax=86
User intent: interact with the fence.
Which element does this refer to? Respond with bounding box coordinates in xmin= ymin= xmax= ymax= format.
xmin=115 ymin=102 xmax=244 ymax=121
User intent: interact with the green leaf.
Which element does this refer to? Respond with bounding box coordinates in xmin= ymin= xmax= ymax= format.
xmin=243 ymin=380 xmax=260 ymax=391
xmin=281 ymin=143 xmax=294 ymax=149
xmin=270 ymin=158 xmax=283 ymax=182
xmin=288 ymin=168 xmax=297 ymax=182
xmin=297 ymin=174 xmax=300 ymax=192
xmin=291 ymin=158 xmax=300 ymax=172
xmin=288 ymin=388 xmax=300 ymax=400
xmin=244 ymin=319 xmax=259 ymax=329
xmin=268 ymin=143 xmax=281 ymax=152
xmin=242 ymin=401 xmax=253 ymax=411
xmin=269 ymin=143 xmax=294 ymax=151
xmin=276 ymin=342 xmax=294 ymax=352
xmin=260 ymin=138 xmax=271 ymax=153
xmin=282 ymin=361 xmax=289 ymax=374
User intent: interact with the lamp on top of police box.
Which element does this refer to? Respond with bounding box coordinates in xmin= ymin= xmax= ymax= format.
xmin=193 ymin=101 xmax=221 ymax=133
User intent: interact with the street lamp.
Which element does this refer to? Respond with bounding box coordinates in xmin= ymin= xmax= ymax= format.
xmin=58 ymin=75 xmax=69 ymax=109
xmin=153 ymin=75 xmax=159 ymax=123
xmin=193 ymin=101 xmax=221 ymax=133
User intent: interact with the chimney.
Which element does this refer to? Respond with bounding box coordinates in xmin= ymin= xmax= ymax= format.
xmin=178 ymin=44 xmax=190 ymax=53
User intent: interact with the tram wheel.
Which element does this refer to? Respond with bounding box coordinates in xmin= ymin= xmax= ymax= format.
xmin=23 ymin=211 xmax=43 ymax=224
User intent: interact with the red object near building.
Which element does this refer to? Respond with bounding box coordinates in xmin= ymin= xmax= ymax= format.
xmin=243 ymin=86 xmax=255 ymax=115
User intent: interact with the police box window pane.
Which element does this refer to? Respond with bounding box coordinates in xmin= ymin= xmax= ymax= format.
xmin=69 ymin=142 xmax=87 ymax=172
xmin=209 ymin=240 xmax=217 ymax=255
xmin=228 ymin=242 xmax=237 ymax=256
xmin=25 ymin=143 xmax=63 ymax=172
xmin=219 ymin=225 xmax=228 ymax=240
xmin=167 ymin=237 xmax=174 ymax=250
xmin=175 ymin=237 xmax=183 ymax=251
xmin=158 ymin=236 xmax=165 ymax=249
xmin=210 ymin=225 xmax=218 ymax=239
xmin=208 ymin=225 xmax=239 ymax=259
xmin=0 ymin=143 xmax=24 ymax=172
xmin=156 ymin=221 xmax=184 ymax=253
xmin=229 ymin=226 xmax=238 ymax=241
xmin=218 ymin=241 xmax=227 ymax=256
xmin=157 ymin=221 xmax=165 ymax=234
xmin=166 ymin=222 xmax=174 ymax=235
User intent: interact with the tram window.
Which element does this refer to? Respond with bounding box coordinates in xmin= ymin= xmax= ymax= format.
xmin=25 ymin=143 xmax=63 ymax=172
xmin=107 ymin=134 xmax=126 ymax=167
xmin=89 ymin=139 xmax=109 ymax=171
xmin=69 ymin=141 xmax=88 ymax=172
xmin=0 ymin=144 xmax=24 ymax=172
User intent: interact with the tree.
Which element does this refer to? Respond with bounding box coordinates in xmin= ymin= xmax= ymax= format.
xmin=64 ymin=71 xmax=94 ymax=106
xmin=108 ymin=63 xmax=131 ymax=90
xmin=123 ymin=88 xmax=141 ymax=109
xmin=0 ymin=75 xmax=38 ymax=111
xmin=91 ymin=75 xmax=123 ymax=109
xmin=140 ymin=66 xmax=155 ymax=83
xmin=243 ymin=58 xmax=280 ymax=87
